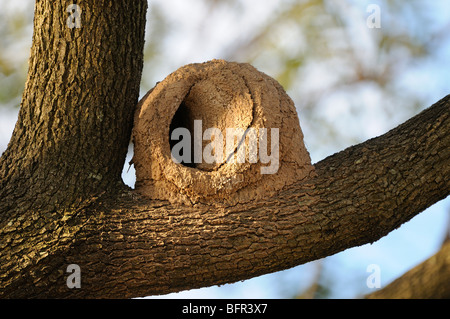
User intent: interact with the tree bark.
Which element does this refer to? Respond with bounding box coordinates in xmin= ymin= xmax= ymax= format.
xmin=0 ymin=1 xmax=449 ymax=299
xmin=0 ymin=0 xmax=147 ymax=213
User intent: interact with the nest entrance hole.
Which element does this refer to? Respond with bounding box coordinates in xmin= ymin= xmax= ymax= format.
xmin=169 ymin=101 xmax=197 ymax=169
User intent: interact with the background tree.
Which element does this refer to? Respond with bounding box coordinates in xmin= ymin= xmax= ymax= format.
xmin=0 ymin=0 xmax=449 ymax=298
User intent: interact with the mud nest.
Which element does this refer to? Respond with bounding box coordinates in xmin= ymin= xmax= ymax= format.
xmin=132 ymin=59 xmax=314 ymax=205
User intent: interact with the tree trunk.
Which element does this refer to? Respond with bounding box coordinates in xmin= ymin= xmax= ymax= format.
xmin=0 ymin=0 xmax=147 ymax=212
xmin=0 ymin=0 xmax=147 ymax=297
xmin=0 ymin=1 xmax=449 ymax=299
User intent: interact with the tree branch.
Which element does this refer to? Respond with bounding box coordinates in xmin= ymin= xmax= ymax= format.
xmin=2 ymin=0 xmax=448 ymax=299
xmin=2 ymin=95 xmax=447 ymax=298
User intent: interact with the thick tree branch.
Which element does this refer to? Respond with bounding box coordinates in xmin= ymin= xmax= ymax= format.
xmin=0 ymin=1 xmax=448 ymax=299
xmin=1 ymin=95 xmax=447 ymax=298
xmin=313 ymin=95 xmax=450 ymax=248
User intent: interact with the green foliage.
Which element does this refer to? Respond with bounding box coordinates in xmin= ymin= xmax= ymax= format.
xmin=0 ymin=0 xmax=33 ymax=107
xmin=0 ymin=1 xmax=34 ymax=108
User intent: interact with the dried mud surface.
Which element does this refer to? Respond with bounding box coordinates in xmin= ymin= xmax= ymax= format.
xmin=132 ymin=60 xmax=314 ymax=205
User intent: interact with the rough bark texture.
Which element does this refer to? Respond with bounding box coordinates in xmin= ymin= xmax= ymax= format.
xmin=1 ymin=93 xmax=448 ymax=298
xmin=0 ymin=0 xmax=147 ymax=213
xmin=0 ymin=0 xmax=148 ymax=297
xmin=0 ymin=1 xmax=449 ymax=299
